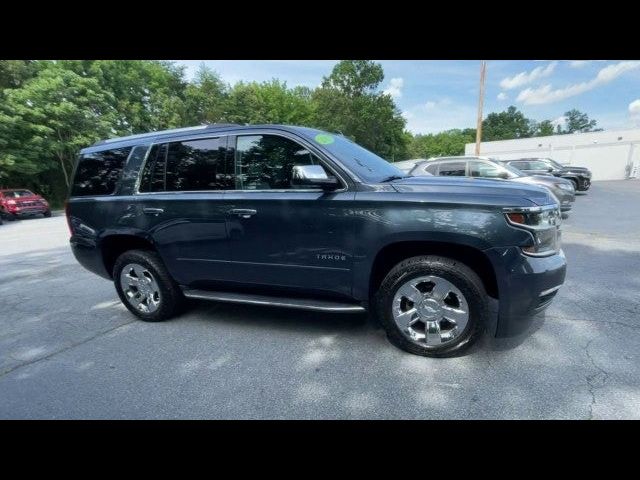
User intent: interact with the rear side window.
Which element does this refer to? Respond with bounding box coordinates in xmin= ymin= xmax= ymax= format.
xmin=510 ymin=161 xmax=529 ymax=169
xmin=437 ymin=161 xmax=466 ymax=176
xmin=165 ymin=137 xmax=233 ymax=191
xmin=71 ymin=147 xmax=132 ymax=196
xmin=139 ymin=137 xmax=233 ymax=192
xmin=424 ymin=163 xmax=438 ymax=175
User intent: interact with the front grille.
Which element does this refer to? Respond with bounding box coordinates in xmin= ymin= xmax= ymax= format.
xmin=17 ymin=201 xmax=40 ymax=207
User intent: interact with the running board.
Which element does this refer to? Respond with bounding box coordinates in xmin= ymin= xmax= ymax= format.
xmin=182 ymin=289 xmax=365 ymax=313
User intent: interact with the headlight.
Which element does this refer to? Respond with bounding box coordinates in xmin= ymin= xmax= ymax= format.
xmin=556 ymin=183 xmax=574 ymax=191
xmin=504 ymin=205 xmax=562 ymax=257
xmin=6 ymin=199 xmax=16 ymax=205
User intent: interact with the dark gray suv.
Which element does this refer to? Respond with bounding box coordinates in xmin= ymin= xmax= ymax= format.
xmin=67 ymin=124 xmax=566 ymax=357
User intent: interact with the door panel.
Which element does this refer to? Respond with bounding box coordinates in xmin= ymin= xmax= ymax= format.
xmin=224 ymin=191 xmax=356 ymax=297
xmin=225 ymin=132 xmax=356 ymax=298
xmin=135 ymin=136 xmax=234 ymax=286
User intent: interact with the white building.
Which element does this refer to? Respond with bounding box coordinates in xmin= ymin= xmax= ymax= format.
xmin=465 ymin=128 xmax=640 ymax=181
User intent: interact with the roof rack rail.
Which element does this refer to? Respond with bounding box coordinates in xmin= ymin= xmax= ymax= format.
xmin=92 ymin=123 xmax=240 ymax=147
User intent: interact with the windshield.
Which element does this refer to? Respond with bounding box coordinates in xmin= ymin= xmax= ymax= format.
xmin=299 ymin=128 xmax=405 ymax=183
xmin=3 ymin=190 xmax=34 ymax=198
xmin=545 ymin=158 xmax=564 ymax=169
xmin=499 ymin=162 xmax=526 ymax=178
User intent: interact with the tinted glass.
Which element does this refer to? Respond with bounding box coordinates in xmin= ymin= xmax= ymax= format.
xmin=510 ymin=161 xmax=529 ymax=169
xmin=437 ymin=162 xmax=466 ymax=176
xmin=469 ymin=161 xmax=515 ymax=178
xmin=3 ymin=190 xmax=35 ymax=198
xmin=165 ymin=137 xmax=233 ymax=191
xmin=139 ymin=144 xmax=168 ymax=193
xmin=297 ymin=127 xmax=404 ymax=183
xmin=424 ymin=163 xmax=439 ymax=175
xmin=528 ymin=160 xmax=550 ymax=170
xmin=236 ymin=134 xmax=332 ymax=190
xmin=71 ymin=147 xmax=132 ymax=196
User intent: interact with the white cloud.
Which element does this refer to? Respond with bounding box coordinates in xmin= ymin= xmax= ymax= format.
xmin=499 ymin=62 xmax=557 ymax=90
xmin=630 ymin=99 xmax=640 ymax=126
xmin=551 ymin=116 xmax=566 ymax=128
xmin=424 ymin=98 xmax=451 ymax=110
xmin=517 ymin=61 xmax=640 ymax=105
xmin=569 ymin=61 xmax=590 ymax=68
xmin=383 ymin=77 xmax=404 ymax=98
xmin=497 ymin=92 xmax=508 ymax=101
xmin=425 ymin=101 xmax=437 ymax=109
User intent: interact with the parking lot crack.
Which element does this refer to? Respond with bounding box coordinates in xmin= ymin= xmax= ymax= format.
xmin=0 ymin=319 xmax=136 ymax=379
xmin=582 ymin=339 xmax=610 ymax=420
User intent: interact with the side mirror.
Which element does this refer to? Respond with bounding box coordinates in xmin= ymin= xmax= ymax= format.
xmin=547 ymin=167 xmax=554 ymax=172
xmin=292 ymin=165 xmax=339 ymax=191
xmin=499 ymin=172 xmax=510 ymax=179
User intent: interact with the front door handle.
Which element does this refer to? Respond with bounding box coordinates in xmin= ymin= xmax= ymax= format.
xmin=143 ymin=207 xmax=164 ymax=216
xmin=228 ymin=208 xmax=257 ymax=219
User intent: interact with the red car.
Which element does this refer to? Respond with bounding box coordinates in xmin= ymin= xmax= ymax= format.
xmin=0 ymin=189 xmax=52 ymax=220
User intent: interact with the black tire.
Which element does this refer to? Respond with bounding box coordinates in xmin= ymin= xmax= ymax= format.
xmin=44 ymin=210 xmax=52 ymax=217
xmin=374 ymin=255 xmax=488 ymax=358
xmin=7 ymin=214 xmax=17 ymax=221
xmin=570 ymin=178 xmax=579 ymax=191
xmin=113 ymin=249 xmax=184 ymax=322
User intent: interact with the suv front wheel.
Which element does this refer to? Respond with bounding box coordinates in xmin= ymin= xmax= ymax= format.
xmin=375 ymin=255 xmax=488 ymax=357
xmin=113 ymin=249 xmax=184 ymax=322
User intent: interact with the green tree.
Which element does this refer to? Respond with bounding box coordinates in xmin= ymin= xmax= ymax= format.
xmin=408 ymin=129 xmax=476 ymax=158
xmin=225 ymin=79 xmax=314 ymax=125
xmin=482 ymin=106 xmax=535 ymax=141
xmin=58 ymin=60 xmax=188 ymax=134
xmin=0 ymin=60 xmax=41 ymax=89
xmin=556 ymin=109 xmax=600 ymax=134
xmin=312 ymin=60 xmax=408 ymax=159
xmin=0 ymin=66 xmax=117 ymax=188
xmin=183 ymin=64 xmax=228 ymax=125
xmin=534 ymin=119 xmax=555 ymax=136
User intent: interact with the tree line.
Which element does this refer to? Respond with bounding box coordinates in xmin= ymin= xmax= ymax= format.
xmin=0 ymin=60 xmax=600 ymax=207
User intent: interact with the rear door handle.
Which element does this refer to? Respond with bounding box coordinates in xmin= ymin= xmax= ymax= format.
xmin=228 ymin=208 xmax=257 ymax=219
xmin=143 ymin=207 xmax=164 ymax=216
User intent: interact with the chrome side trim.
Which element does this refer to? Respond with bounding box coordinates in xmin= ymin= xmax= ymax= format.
xmin=539 ymin=285 xmax=562 ymax=297
xmin=182 ymin=289 xmax=366 ymax=312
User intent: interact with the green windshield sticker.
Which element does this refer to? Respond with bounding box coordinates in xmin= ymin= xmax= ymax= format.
xmin=315 ymin=133 xmax=335 ymax=145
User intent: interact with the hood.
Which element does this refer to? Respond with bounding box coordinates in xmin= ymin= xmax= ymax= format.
xmin=561 ymin=166 xmax=591 ymax=175
xmin=511 ymin=175 xmax=572 ymax=188
xmin=388 ymin=176 xmax=555 ymax=207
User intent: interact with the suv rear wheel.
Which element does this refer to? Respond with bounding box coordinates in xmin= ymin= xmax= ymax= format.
xmin=113 ymin=249 xmax=184 ymax=322
xmin=375 ymin=255 xmax=487 ymax=357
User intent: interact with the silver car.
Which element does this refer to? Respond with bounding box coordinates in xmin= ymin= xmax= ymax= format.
xmin=409 ymin=156 xmax=576 ymax=212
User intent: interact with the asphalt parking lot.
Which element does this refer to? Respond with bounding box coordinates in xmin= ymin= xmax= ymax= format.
xmin=1 ymin=180 xmax=639 ymax=419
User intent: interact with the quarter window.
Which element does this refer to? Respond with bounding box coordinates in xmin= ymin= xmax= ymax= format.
xmin=71 ymin=147 xmax=132 ymax=196
xmin=424 ymin=163 xmax=439 ymax=175
xmin=235 ymin=134 xmax=333 ymax=190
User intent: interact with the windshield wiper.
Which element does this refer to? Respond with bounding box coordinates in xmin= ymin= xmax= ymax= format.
xmin=380 ymin=175 xmax=407 ymax=183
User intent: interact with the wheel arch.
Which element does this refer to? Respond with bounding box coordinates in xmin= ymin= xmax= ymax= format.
xmin=368 ymin=240 xmax=499 ymax=301
xmin=100 ymin=233 xmax=157 ymax=279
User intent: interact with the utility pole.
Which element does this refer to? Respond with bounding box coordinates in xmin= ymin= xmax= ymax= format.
xmin=475 ymin=60 xmax=487 ymax=155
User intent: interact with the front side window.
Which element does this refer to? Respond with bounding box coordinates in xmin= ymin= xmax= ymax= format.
xmin=235 ymin=134 xmax=333 ymax=190
xmin=528 ymin=160 xmax=551 ymax=170
xmin=510 ymin=161 xmax=529 ymax=170
xmin=469 ymin=161 xmax=514 ymax=178
xmin=437 ymin=161 xmax=466 ymax=176
xmin=71 ymin=147 xmax=132 ymax=196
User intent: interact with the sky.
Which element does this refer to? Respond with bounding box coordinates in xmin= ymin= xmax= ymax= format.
xmin=174 ymin=60 xmax=640 ymax=135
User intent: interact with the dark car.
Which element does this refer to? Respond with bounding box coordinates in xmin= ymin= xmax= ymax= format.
xmin=409 ymin=156 xmax=576 ymax=212
xmin=500 ymin=158 xmax=592 ymax=191
xmin=67 ymin=124 xmax=566 ymax=357
xmin=0 ymin=189 xmax=52 ymax=220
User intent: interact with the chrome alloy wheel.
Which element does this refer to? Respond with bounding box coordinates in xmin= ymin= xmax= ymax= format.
xmin=119 ymin=263 xmax=162 ymax=313
xmin=392 ymin=275 xmax=469 ymax=346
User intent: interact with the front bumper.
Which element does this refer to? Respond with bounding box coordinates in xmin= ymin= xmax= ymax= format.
xmin=484 ymin=246 xmax=567 ymax=337
xmin=5 ymin=206 xmax=49 ymax=216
